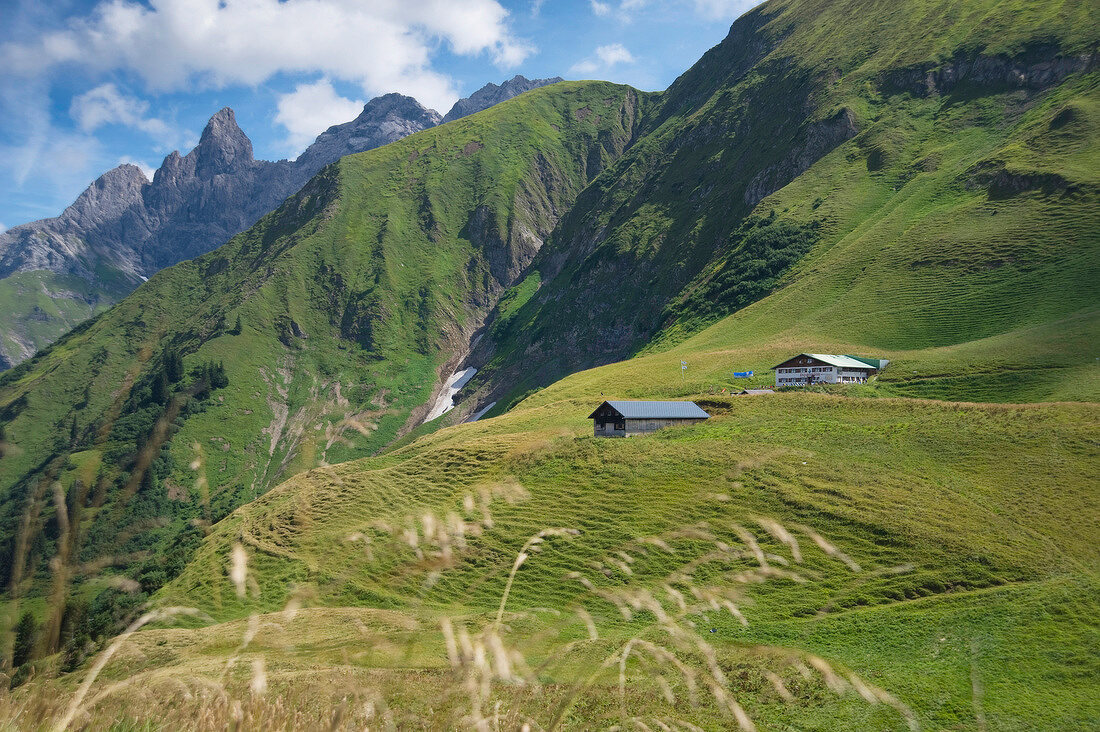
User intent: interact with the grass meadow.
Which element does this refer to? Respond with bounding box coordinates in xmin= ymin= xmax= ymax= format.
xmin=0 ymin=1 xmax=1097 ymax=727
xmin=4 ymin=375 xmax=1093 ymax=729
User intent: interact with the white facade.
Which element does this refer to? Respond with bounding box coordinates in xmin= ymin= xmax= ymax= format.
xmin=775 ymin=366 xmax=870 ymax=385
xmin=772 ymin=354 xmax=882 ymax=387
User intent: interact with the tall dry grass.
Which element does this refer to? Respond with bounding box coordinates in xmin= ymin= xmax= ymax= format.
xmin=1 ymin=480 xmax=918 ymax=731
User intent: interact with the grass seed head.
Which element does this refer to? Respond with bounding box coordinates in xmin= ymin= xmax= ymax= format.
xmin=229 ymin=544 xmax=248 ymax=599
xmin=249 ymin=659 xmax=267 ymax=696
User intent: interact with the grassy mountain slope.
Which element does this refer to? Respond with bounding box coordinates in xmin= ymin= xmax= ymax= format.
xmin=462 ymin=0 xmax=1099 ymax=415
xmin=121 ymin=358 xmax=1094 ymax=729
xmin=87 ymin=2 xmax=1093 ymax=727
xmin=0 ymin=269 xmax=135 ymax=370
xmin=1 ymin=0 xmax=1097 ymax=726
xmin=0 ymin=81 xmax=644 ymax=633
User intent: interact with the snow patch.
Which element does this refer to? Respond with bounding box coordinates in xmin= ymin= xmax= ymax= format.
xmin=465 ymin=401 xmax=497 ymax=423
xmin=425 ymin=367 xmax=477 ymax=422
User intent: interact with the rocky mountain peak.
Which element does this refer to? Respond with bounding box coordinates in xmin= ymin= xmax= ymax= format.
xmin=62 ymin=163 xmax=149 ymax=228
xmin=354 ymin=93 xmax=442 ymax=127
xmin=191 ymin=107 xmax=254 ymax=175
xmin=91 ymin=162 xmax=149 ymax=192
xmin=293 ymin=94 xmax=441 ymax=173
xmin=442 ymin=75 xmax=564 ymax=123
xmin=0 ymin=73 xmax=571 ymax=368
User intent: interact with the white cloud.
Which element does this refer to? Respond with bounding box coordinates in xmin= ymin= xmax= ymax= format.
xmin=0 ymin=80 xmax=102 ymax=191
xmin=275 ymin=79 xmax=364 ymax=156
xmin=570 ymin=60 xmax=599 ymax=75
xmin=25 ymin=135 xmax=101 ymax=190
xmin=70 ymin=84 xmax=178 ymax=149
xmin=590 ymin=0 xmax=612 ymax=16
xmin=1 ymin=0 xmax=533 ymax=113
xmin=495 ymin=39 xmax=536 ymax=68
xmin=570 ymin=43 xmax=636 ymax=76
xmin=589 ymin=0 xmax=648 ymax=21
xmin=0 ymin=223 xmax=5 ymax=233
xmin=596 ymin=44 xmax=636 ymax=66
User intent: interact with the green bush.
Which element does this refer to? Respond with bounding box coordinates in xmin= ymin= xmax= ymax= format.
xmin=12 ymin=610 xmax=36 ymax=667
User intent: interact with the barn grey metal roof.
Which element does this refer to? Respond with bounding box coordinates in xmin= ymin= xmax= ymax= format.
xmin=588 ymin=400 xmax=710 ymax=420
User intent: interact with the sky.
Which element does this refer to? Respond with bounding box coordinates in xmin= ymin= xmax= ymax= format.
xmin=0 ymin=0 xmax=764 ymax=231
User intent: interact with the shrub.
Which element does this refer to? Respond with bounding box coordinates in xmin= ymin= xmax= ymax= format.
xmin=12 ymin=612 xmax=37 ymax=667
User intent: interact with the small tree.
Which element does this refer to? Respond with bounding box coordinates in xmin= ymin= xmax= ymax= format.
xmin=13 ymin=611 xmax=37 ymax=667
xmin=151 ymin=369 xmax=170 ymax=405
xmin=211 ymin=361 xmax=229 ymax=389
xmin=165 ymin=349 xmax=184 ymax=383
xmin=230 ymin=314 xmax=243 ymax=335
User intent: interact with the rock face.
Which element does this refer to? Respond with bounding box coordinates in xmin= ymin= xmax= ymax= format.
xmin=443 ymin=75 xmax=564 ymax=123
xmin=0 ymin=75 xmax=566 ymax=368
xmin=0 ymin=165 xmax=148 ymax=281
xmin=0 ymin=102 xmax=437 ymax=283
xmin=0 ymin=99 xmax=438 ymax=367
xmin=743 ymin=107 xmax=859 ymax=207
xmin=882 ymin=49 xmax=1096 ymax=97
xmin=140 ymin=108 xmax=294 ymax=272
xmin=296 ymin=94 xmax=442 ymax=173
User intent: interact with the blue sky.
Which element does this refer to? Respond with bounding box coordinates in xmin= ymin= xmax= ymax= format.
xmin=0 ymin=0 xmax=762 ymax=230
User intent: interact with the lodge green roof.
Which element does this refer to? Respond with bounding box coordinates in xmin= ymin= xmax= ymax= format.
xmin=772 ymin=353 xmax=881 ymax=370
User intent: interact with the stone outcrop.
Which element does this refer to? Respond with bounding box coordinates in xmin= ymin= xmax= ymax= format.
xmin=295 ymin=94 xmax=442 ymax=173
xmin=443 ymin=75 xmax=564 ymax=123
xmin=881 ymin=48 xmax=1097 ymax=97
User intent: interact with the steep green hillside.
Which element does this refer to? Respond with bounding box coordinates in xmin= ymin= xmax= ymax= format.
xmin=0 ymin=270 xmax=134 ymax=370
xmin=463 ymin=0 xmax=1099 ymax=414
xmin=0 ymin=81 xmax=644 ymax=650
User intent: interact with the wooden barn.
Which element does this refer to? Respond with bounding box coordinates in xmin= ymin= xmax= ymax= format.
xmin=588 ymin=400 xmax=710 ymax=437
xmin=772 ymin=353 xmax=888 ymax=386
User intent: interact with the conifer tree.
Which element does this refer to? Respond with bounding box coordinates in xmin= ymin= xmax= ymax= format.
xmin=211 ymin=361 xmax=229 ymax=389
xmin=152 ymin=369 xmax=170 ymax=405
xmin=165 ymin=350 xmax=184 ymax=383
xmin=13 ymin=611 xmax=37 ymax=667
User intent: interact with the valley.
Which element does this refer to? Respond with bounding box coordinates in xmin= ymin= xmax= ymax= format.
xmin=0 ymin=0 xmax=1097 ymax=728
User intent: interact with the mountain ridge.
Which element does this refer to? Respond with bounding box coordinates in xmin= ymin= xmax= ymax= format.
xmin=449 ymin=1 xmax=1099 ymax=419
xmin=443 ymin=74 xmax=565 ymax=123
xmin=0 ymin=76 xmax=564 ymax=368
xmin=0 ymin=79 xmax=645 ymax=600
xmin=292 ymin=93 xmax=443 ymax=176
xmin=0 ymin=3 xmax=1096 ymax=724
